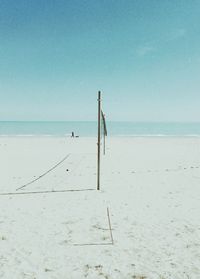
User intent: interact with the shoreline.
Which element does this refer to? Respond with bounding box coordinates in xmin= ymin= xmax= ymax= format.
xmin=1 ymin=134 xmax=200 ymax=138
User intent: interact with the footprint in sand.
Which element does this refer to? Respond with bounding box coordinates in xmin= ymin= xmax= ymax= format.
xmin=1 ymin=236 xmax=6 ymax=241
xmin=83 ymin=264 xmax=91 ymax=277
xmin=131 ymin=276 xmax=147 ymax=279
xmin=101 ymin=236 xmax=110 ymax=241
xmin=95 ymin=265 xmax=103 ymax=271
xmin=44 ymin=268 xmax=53 ymax=272
xmin=114 ymin=268 xmax=121 ymax=274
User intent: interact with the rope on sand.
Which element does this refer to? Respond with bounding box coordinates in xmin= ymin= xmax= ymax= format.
xmin=73 ymin=207 xmax=114 ymax=246
xmin=16 ymin=154 xmax=71 ymax=191
xmin=0 ymin=188 xmax=95 ymax=196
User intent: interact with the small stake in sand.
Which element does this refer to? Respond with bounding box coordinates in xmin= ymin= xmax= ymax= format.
xmin=107 ymin=207 xmax=114 ymax=245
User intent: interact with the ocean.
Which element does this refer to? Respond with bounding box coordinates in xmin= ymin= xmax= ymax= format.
xmin=0 ymin=121 xmax=200 ymax=137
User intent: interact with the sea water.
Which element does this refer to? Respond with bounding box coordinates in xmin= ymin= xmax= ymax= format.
xmin=0 ymin=121 xmax=200 ymax=137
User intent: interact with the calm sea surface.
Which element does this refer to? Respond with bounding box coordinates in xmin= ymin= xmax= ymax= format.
xmin=0 ymin=121 xmax=200 ymax=137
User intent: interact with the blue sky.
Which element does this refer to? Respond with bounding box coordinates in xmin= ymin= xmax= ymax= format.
xmin=0 ymin=0 xmax=200 ymax=121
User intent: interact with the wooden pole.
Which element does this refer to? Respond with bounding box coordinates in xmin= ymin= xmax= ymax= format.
xmin=97 ymin=91 xmax=101 ymax=190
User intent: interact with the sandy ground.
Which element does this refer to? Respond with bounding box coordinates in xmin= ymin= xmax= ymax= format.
xmin=0 ymin=136 xmax=200 ymax=279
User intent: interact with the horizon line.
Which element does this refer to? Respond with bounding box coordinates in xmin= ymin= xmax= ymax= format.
xmin=0 ymin=120 xmax=200 ymax=123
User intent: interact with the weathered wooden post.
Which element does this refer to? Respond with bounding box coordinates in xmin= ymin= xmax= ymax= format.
xmin=97 ymin=91 xmax=101 ymax=190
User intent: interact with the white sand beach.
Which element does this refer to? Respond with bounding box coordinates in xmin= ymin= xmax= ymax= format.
xmin=0 ymin=136 xmax=200 ymax=279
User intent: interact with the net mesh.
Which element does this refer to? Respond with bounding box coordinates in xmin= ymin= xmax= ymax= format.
xmin=101 ymin=110 xmax=107 ymax=137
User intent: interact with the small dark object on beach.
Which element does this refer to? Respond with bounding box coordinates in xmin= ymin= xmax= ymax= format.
xmin=66 ymin=169 xmax=69 ymax=172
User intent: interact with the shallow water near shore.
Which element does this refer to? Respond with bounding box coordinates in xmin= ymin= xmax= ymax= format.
xmin=0 ymin=121 xmax=200 ymax=137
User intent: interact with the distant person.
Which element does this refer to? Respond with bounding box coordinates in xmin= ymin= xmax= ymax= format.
xmin=71 ymin=131 xmax=74 ymax=138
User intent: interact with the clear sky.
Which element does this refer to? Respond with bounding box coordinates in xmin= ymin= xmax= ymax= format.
xmin=0 ymin=0 xmax=200 ymax=121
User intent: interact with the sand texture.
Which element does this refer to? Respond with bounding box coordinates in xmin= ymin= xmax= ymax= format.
xmin=0 ymin=136 xmax=200 ymax=279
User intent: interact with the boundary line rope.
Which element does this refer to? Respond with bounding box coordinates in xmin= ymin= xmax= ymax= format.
xmin=16 ymin=154 xmax=71 ymax=191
